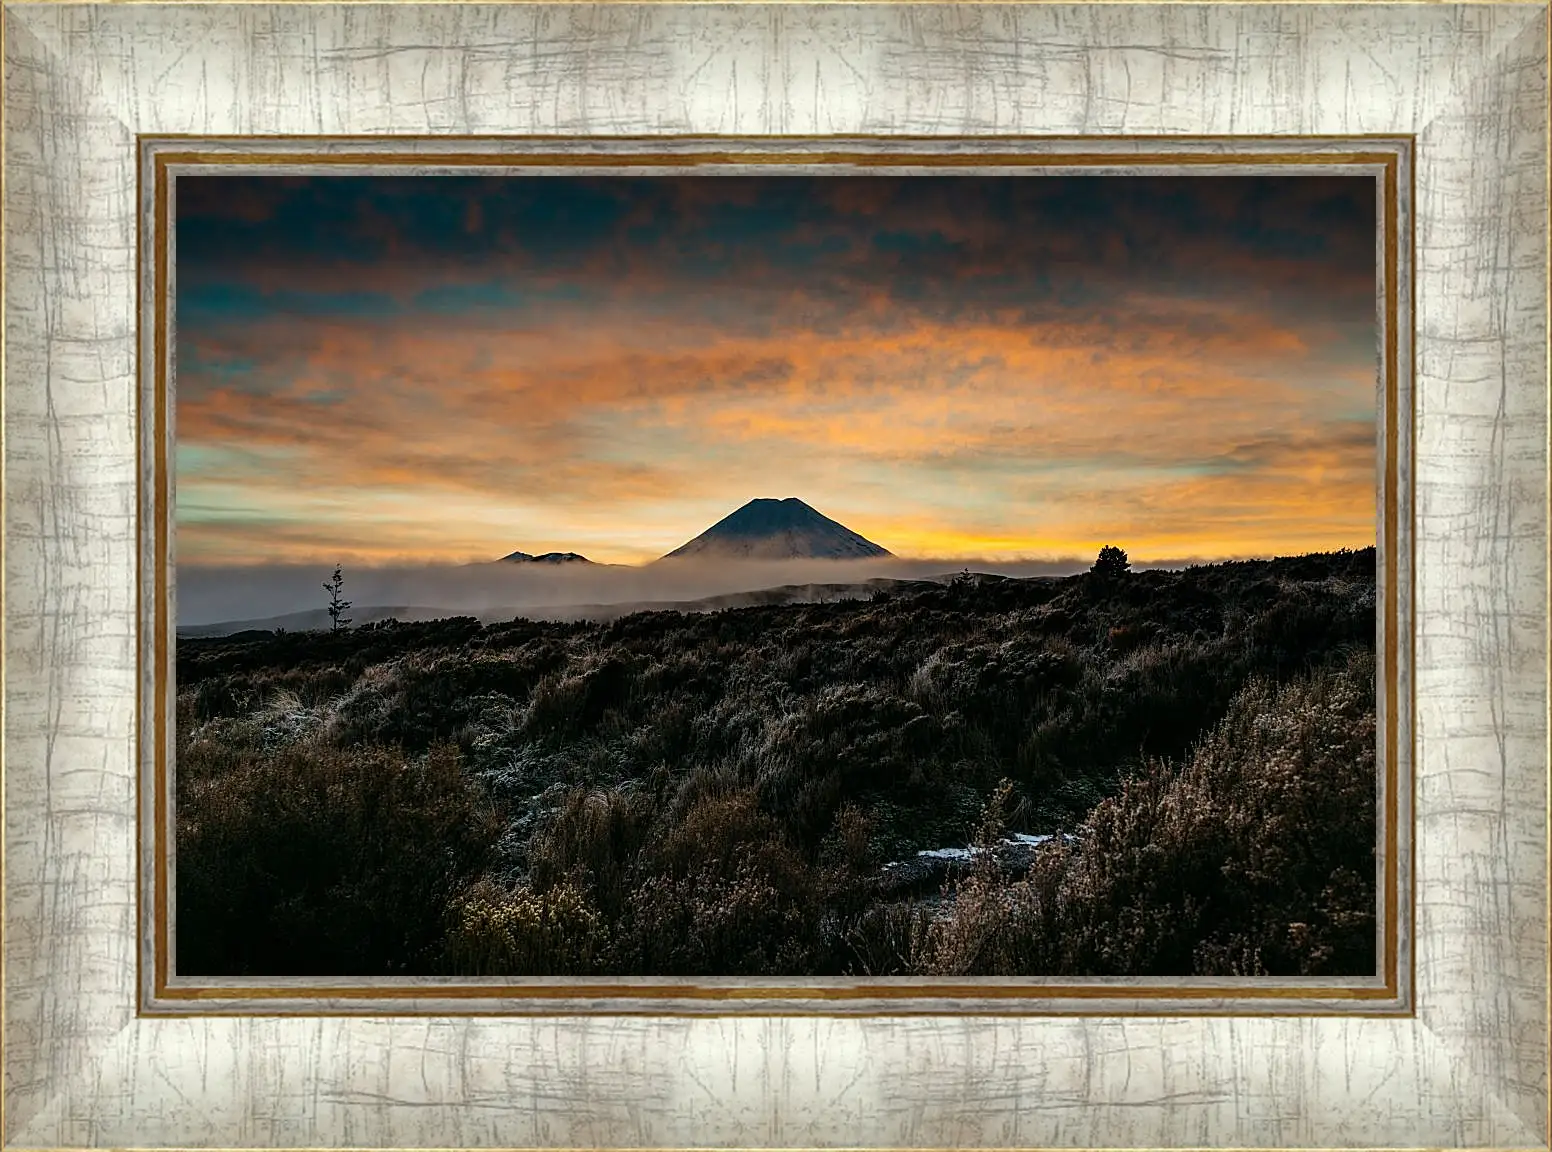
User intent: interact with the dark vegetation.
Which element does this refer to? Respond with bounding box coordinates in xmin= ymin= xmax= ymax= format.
xmin=175 ymin=547 xmax=1379 ymax=978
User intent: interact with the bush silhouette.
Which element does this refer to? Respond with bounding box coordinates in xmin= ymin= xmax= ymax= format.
xmin=1091 ymin=545 xmax=1130 ymax=579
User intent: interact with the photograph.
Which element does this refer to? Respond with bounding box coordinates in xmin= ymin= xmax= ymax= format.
xmin=171 ymin=170 xmax=1382 ymax=980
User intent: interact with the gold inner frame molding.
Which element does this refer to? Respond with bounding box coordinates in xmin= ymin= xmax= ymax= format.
xmin=138 ymin=138 xmax=1413 ymax=1015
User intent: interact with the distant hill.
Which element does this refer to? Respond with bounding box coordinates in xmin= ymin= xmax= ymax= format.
xmin=660 ymin=498 xmax=892 ymax=561
xmin=177 ymin=606 xmax=425 ymax=638
xmin=500 ymin=550 xmax=594 ymax=565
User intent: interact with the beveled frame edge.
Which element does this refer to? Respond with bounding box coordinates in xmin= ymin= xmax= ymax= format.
xmin=135 ymin=133 xmax=1415 ymax=1018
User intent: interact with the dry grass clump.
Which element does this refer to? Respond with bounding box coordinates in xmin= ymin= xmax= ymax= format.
xmin=443 ymin=877 xmax=605 ymax=976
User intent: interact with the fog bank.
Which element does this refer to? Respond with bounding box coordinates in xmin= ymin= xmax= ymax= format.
xmin=177 ymin=556 xmax=1105 ymax=628
xmin=174 ymin=551 xmax=1243 ymax=632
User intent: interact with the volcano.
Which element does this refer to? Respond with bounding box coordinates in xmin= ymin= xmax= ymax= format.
xmin=660 ymin=498 xmax=892 ymax=561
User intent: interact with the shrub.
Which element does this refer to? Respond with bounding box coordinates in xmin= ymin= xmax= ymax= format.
xmin=527 ymin=786 xmax=654 ymax=917
xmin=843 ymin=901 xmax=937 ymax=976
xmin=1091 ymin=545 xmax=1131 ymax=579
xmin=443 ymin=877 xmax=605 ymax=975
xmin=176 ymin=739 xmax=505 ymax=975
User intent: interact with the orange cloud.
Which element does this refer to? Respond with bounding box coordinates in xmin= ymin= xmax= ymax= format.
xmin=176 ymin=293 xmax=1376 ymax=566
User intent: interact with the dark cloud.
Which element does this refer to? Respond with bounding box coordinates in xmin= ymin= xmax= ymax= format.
xmin=177 ymin=174 xmax=1377 ymax=331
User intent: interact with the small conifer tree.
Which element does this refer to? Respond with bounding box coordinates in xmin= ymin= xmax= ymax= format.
xmin=324 ymin=564 xmax=353 ymax=632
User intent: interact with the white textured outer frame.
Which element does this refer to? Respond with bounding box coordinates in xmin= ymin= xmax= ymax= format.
xmin=1 ymin=3 xmax=1546 ymax=1149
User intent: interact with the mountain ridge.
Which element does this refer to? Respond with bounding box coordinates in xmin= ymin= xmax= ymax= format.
xmin=500 ymin=550 xmax=594 ymax=565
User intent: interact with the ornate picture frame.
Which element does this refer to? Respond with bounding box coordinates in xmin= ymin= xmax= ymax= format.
xmin=4 ymin=2 xmax=1547 ymax=1147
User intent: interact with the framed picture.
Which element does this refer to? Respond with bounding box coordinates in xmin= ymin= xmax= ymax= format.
xmin=148 ymin=136 xmax=1411 ymax=1016
xmin=3 ymin=2 xmax=1547 ymax=1149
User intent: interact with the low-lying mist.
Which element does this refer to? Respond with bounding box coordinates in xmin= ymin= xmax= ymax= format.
xmin=177 ymin=555 xmax=1144 ymax=631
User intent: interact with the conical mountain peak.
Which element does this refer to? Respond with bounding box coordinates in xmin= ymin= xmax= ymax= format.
xmin=661 ymin=498 xmax=892 ymax=561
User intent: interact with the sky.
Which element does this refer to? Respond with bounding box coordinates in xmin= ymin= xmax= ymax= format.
xmin=175 ymin=173 xmax=1378 ymax=569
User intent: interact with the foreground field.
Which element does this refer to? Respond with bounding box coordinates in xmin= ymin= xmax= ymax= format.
xmin=175 ymin=549 xmax=1378 ymax=978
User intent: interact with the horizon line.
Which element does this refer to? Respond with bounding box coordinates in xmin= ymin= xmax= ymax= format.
xmin=177 ymin=543 xmax=1380 ymax=573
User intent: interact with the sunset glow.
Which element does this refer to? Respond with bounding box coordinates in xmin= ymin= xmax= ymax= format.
xmin=175 ymin=174 xmax=1378 ymax=568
